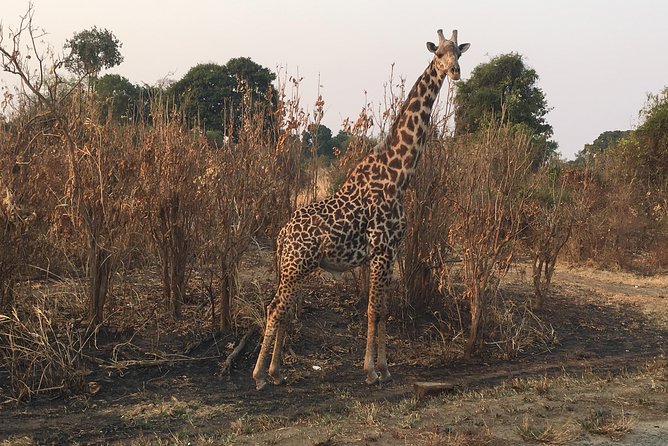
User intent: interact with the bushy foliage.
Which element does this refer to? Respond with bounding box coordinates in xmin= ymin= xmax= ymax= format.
xmin=95 ymin=74 xmax=140 ymax=122
xmin=64 ymin=27 xmax=123 ymax=79
xmin=455 ymin=53 xmax=556 ymax=164
xmin=566 ymin=87 xmax=668 ymax=271
xmin=170 ymin=58 xmax=276 ymax=134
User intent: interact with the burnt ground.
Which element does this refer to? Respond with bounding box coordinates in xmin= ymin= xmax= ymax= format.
xmin=1 ymin=260 xmax=667 ymax=445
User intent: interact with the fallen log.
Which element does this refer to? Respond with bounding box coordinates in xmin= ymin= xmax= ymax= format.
xmin=220 ymin=326 xmax=257 ymax=375
xmin=413 ymin=381 xmax=457 ymax=399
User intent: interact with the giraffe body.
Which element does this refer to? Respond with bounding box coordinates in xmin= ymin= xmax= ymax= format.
xmin=253 ymin=29 xmax=469 ymax=390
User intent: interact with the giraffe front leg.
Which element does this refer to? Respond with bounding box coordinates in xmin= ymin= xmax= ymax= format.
xmin=376 ymin=297 xmax=392 ymax=383
xmin=364 ymin=256 xmax=392 ymax=385
xmin=364 ymin=306 xmax=380 ymax=385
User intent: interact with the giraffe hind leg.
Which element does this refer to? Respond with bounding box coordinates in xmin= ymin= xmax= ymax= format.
xmin=252 ymin=297 xmax=281 ymax=390
xmin=268 ymin=318 xmax=289 ymax=385
xmin=253 ymin=258 xmax=312 ymax=390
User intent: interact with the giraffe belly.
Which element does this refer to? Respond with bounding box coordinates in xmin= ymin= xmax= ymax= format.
xmin=319 ymin=244 xmax=369 ymax=278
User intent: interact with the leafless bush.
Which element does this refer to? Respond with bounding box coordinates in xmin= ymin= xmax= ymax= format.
xmin=201 ymin=85 xmax=281 ymax=331
xmin=443 ymin=124 xmax=535 ymax=357
xmin=135 ymin=99 xmax=207 ymax=319
xmin=523 ymin=166 xmax=573 ymax=309
xmin=402 ymin=82 xmax=457 ymax=315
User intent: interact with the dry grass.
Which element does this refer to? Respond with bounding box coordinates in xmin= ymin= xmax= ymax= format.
xmin=0 ymin=289 xmax=92 ymax=401
xmin=516 ymin=415 xmax=579 ymax=444
xmin=579 ymin=408 xmax=635 ymax=440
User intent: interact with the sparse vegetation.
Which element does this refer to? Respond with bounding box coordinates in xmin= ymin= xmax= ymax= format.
xmin=1 ymin=5 xmax=667 ymax=446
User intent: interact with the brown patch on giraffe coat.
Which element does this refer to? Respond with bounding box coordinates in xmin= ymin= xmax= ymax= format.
xmin=408 ymin=100 xmax=421 ymax=112
xmin=400 ymin=130 xmax=414 ymax=145
xmin=384 ymin=183 xmax=397 ymax=198
xmin=406 ymin=116 xmax=416 ymax=131
xmin=390 ymin=132 xmax=400 ymax=146
xmin=388 ymin=157 xmax=402 ymax=170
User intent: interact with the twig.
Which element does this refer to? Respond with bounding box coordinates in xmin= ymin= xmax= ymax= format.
xmin=220 ymin=326 xmax=257 ymax=375
xmin=96 ymin=353 xmax=222 ymax=371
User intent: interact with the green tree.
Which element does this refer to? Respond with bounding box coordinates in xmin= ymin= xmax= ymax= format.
xmin=95 ymin=74 xmax=139 ymax=122
xmin=611 ymin=87 xmax=668 ymax=190
xmin=455 ymin=53 xmax=556 ymax=163
xmin=302 ymin=124 xmax=336 ymax=158
xmin=332 ymin=130 xmax=352 ymax=155
xmin=64 ymin=27 xmax=123 ymax=83
xmin=170 ymin=57 xmax=275 ymax=134
xmin=636 ymin=87 xmax=668 ymax=188
xmin=575 ymin=130 xmax=631 ymax=161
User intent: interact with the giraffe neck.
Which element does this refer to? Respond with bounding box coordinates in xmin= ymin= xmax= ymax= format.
xmin=381 ymin=59 xmax=446 ymax=189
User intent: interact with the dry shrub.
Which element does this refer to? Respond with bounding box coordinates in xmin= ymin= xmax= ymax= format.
xmin=444 ymin=124 xmax=535 ymax=357
xmin=564 ymin=159 xmax=668 ymax=273
xmin=522 ymin=165 xmax=573 ymax=309
xmin=0 ymin=156 xmax=36 ymax=309
xmin=403 ymin=133 xmax=454 ymax=314
xmin=1 ymin=12 xmax=140 ymax=328
xmin=201 ymin=84 xmax=287 ymax=331
xmin=486 ymin=294 xmax=558 ymax=359
xmin=136 ymin=98 xmax=207 ymax=319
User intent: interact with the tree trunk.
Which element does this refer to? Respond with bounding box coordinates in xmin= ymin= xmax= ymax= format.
xmin=465 ymin=290 xmax=484 ymax=358
xmin=87 ymin=237 xmax=111 ymax=327
xmin=220 ymin=272 xmax=233 ymax=333
xmin=532 ymin=256 xmax=546 ymax=310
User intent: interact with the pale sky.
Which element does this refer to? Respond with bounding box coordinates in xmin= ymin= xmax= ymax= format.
xmin=2 ymin=0 xmax=667 ymax=159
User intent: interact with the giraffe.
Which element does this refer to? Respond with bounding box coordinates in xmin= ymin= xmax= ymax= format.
xmin=253 ymin=29 xmax=470 ymax=390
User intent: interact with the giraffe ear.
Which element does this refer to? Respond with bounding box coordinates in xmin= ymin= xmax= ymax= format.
xmin=459 ymin=43 xmax=471 ymax=54
xmin=426 ymin=41 xmax=438 ymax=53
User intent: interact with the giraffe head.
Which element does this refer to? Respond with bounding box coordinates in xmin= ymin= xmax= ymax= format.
xmin=426 ymin=29 xmax=470 ymax=81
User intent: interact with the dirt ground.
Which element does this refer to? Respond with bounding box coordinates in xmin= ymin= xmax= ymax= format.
xmin=1 ymin=254 xmax=667 ymax=445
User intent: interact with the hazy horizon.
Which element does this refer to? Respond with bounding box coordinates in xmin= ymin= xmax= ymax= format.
xmin=2 ymin=0 xmax=667 ymax=159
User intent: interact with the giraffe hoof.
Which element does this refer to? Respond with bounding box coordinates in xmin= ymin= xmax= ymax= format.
xmin=379 ymin=371 xmax=393 ymax=383
xmin=254 ymin=378 xmax=268 ymax=391
xmin=271 ymin=375 xmax=287 ymax=385
xmin=365 ymin=373 xmax=380 ymax=386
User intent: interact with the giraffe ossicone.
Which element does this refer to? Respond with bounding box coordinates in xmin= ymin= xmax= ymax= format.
xmin=253 ymin=29 xmax=470 ymax=390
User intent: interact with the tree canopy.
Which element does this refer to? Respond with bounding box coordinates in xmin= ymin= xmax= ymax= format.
xmin=301 ymin=125 xmax=352 ymax=160
xmin=170 ymin=57 xmax=275 ymax=134
xmin=95 ymin=74 xmax=140 ymax=121
xmin=576 ymin=130 xmax=631 ymax=161
xmin=613 ymin=88 xmax=668 ymax=189
xmin=455 ymin=53 xmax=556 ymax=162
xmin=64 ymin=27 xmax=123 ymax=80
